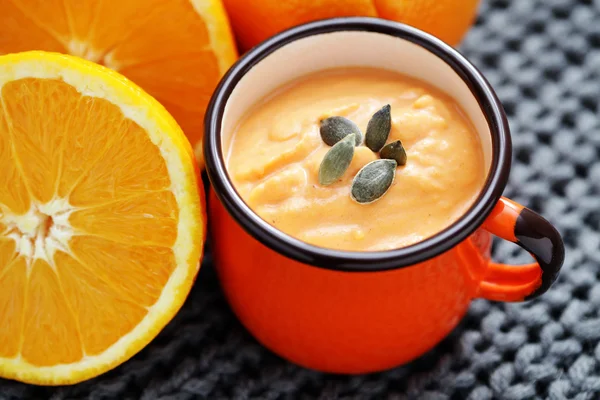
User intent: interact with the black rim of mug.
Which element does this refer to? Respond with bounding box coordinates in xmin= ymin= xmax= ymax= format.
xmin=204 ymin=17 xmax=512 ymax=272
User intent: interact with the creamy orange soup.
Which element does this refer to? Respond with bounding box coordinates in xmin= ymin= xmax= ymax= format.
xmin=225 ymin=68 xmax=485 ymax=251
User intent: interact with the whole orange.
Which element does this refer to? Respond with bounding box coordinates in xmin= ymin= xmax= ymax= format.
xmin=223 ymin=0 xmax=480 ymax=51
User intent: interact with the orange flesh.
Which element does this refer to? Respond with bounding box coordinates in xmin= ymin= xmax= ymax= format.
xmin=0 ymin=78 xmax=177 ymax=365
xmin=0 ymin=0 xmax=222 ymax=146
xmin=226 ymin=68 xmax=486 ymax=251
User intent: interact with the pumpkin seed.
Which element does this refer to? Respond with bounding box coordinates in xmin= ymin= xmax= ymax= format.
xmin=318 ymin=133 xmax=356 ymax=186
xmin=365 ymin=104 xmax=391 ymax=152
xmin=380 ymin=140 xmax=407 ymax=166
xmin=351 ymin=159 xmax=396 ymax=204
xmin=320 ymin=116 xmax=362 ymax=146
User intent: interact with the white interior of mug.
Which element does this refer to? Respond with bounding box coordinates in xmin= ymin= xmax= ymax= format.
xmin=222 ymin=30 xmax=493 ymax=174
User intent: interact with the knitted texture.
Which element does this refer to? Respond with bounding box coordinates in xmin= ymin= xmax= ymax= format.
xmin=0 ymin=0 xmax=598 ymax=398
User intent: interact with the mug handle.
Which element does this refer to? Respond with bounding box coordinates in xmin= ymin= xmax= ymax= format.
xmin=478 ymin=197 xmax=565 ymax=302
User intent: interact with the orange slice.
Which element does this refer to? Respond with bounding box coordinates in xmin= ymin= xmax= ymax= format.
xmin=0 ymin=51 xmax=205 ymax=385
xmin=0 ymin=0 xmax=238 ymax=165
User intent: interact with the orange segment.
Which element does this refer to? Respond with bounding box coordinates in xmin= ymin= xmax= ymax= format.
xmin=0 ymin=52 xmax=204 ymax=385
xmin=69 ymin=236 xmax=176 ymax=308
xmin=1 ymin=77 xmax=145 ymax=202
xmin=61 ymin=0 xmax=103 ymax=43
xmin=68 ymin=116 xmax=171 ymax=206
xmin=0 ymin=102 xmax=31 ymax=214
xmin=0 ymin=0 xmax=238 ymax=156
xmin=0 ymin=0 xmax=66 ymax=54
xmin=2 ymin=0 xmax=71 ymax=41
xmin=118 ymin=52 xmax=218 ymax=112
xmin=69 ymin=191 xmax=179 ymax=247
xmin=103 ymin=1 xmax=211 ymax=67
xmin=0 ymin=258 xmax=26 ymax=359
xmin=21 ymin=259 xmax=83 ymax=366
xmin=63 ymin=0 xmax=168 ymax=53
xmin=56 ymin=97 xmax=129 ymax=199
xmin=2 ymin=79 xmax=70 ymax=203
xmin=0 ymin=239 xmax=17 ymax=270
xmin=55 ymin=251 xmax=148 ymax=356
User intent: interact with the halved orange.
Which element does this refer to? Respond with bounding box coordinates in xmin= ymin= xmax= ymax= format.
xmin=0 ymin=51 xmax=205 ymax=385
xmin=0 ymin=0 xmax=238 ymax=164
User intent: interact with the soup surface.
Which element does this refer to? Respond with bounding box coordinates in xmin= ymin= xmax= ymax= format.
xmin=225 ymin=68 xmax=485 ymax=251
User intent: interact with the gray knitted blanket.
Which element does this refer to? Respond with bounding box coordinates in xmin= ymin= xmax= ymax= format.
xmin=0 ymin=0 xmax=597 ymax=398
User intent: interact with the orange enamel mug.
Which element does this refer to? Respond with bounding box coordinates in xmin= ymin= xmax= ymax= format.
xmin=204 ymin=18 xmax=565 ymax=374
